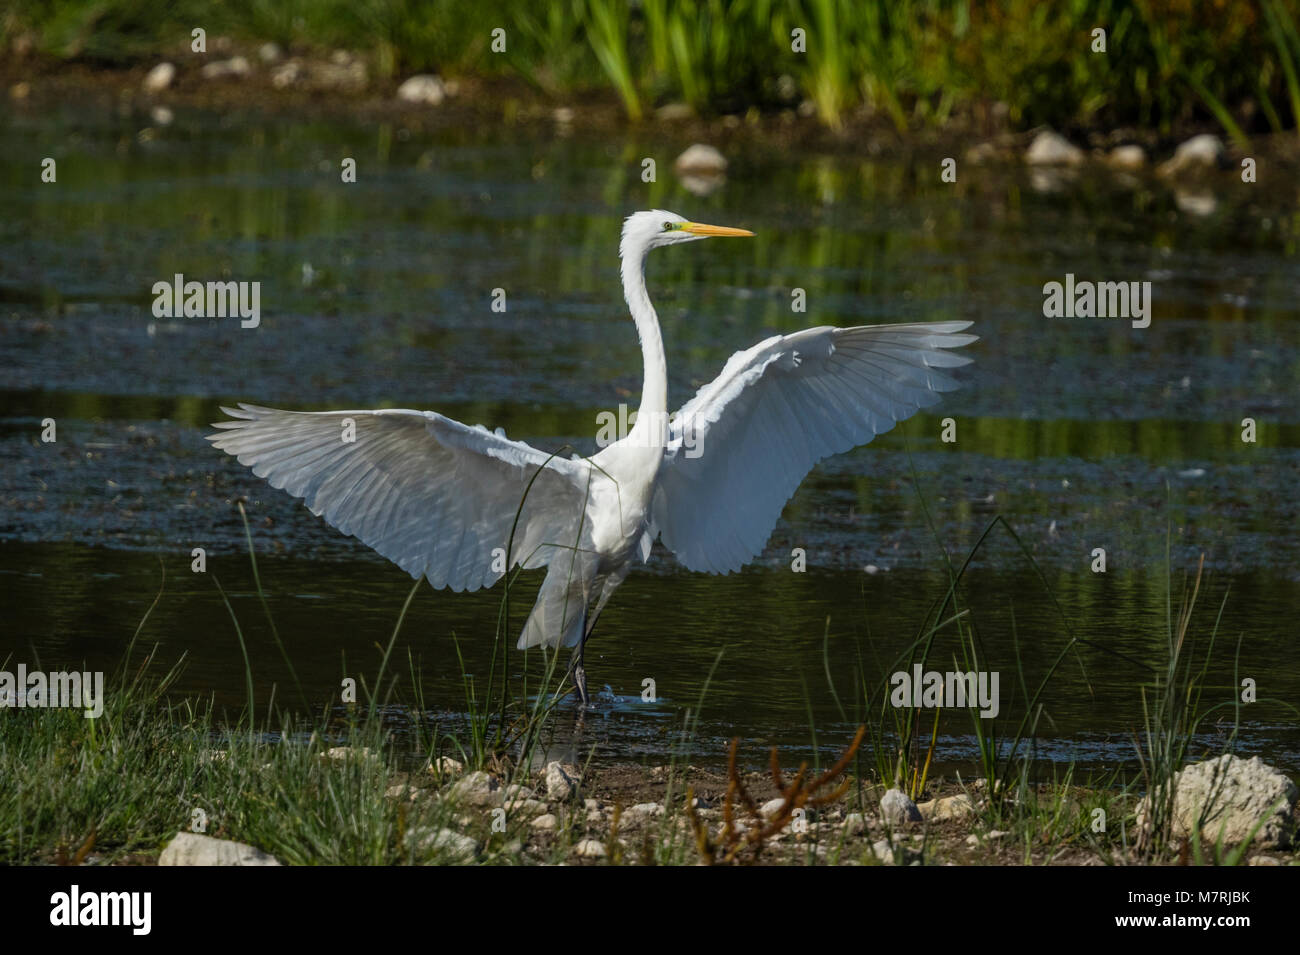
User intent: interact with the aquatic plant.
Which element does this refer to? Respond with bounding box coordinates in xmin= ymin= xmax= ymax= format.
xmin=7 ymin=0 xmax=1300 ymax=138
xmin=685 ymin=725 xmax=864 ymax=864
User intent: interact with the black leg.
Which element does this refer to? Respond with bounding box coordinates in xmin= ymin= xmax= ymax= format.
xmin=568 ymin=608 xmax=605 ymax=707
xmin=571 ymin=638 xmax=589 ymax=707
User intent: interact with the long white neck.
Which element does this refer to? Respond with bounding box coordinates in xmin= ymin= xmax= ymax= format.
xmin=620 ymin=247 xmax=668 ymax=448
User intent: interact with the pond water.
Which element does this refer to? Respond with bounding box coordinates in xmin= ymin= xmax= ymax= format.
xmin=2 ymin=104 xmax=1297 ymax=775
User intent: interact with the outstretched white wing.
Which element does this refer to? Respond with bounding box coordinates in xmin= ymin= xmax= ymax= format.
xmin=208 ymin=404 xmax=588 ymax=591
xmin=650 ymin=321 xmax=977 ymax=573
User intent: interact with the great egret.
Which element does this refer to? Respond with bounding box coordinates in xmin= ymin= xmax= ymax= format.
xmin=210 ymin=210 xmax=976 ymax=703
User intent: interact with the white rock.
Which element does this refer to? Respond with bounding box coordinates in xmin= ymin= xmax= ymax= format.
xmin=1138 ymin=754 xmax=1297 ymax=848
xmin=965 ymin=142 xmax=999 ymax=165
xmin=759 ymin=797 xmax=789 ymax=819
xmin=271 ymin=60 xmax=302 ymax=89
xmin=200 ymin=56 xmax=251 ymax=81
xmin=879 ymin=788 xmax=923 ymax=826
xmin=656 ymin=102 xmax=694 ymax=121
xmin=1159 ymin=134 xmax=1226 ymax=177
xmin=573 ymin=839 xmax=606 ymax=858
xmin=143 ymin=62 xmax=176 ymax=93
xmin=448 ymin=770 xmax=500 ymax=807
xmin=531 ymin=813 xmax=559 ymax=831
xmin=323 ymin=745 xmax=377 ymax=764
xmin=513 ymin=799 xmax=550 ymax=817
xmin=715 ymin=819 xmax=748 ymax=840
xmin=1029 ymin=166 xmax=1077 ymax=194
xmin=397 ymin=74 xmax=445 ymax=106
xmin=407 ymin=827 xmax=476 ymax=861
xmin=1025 ymin=130 xmax=1085 ymax=166
xmin=258 ymin=42 xmax=283 ymax=64
xmin=545 ymin=761 xmax=579 ymax=801
xmin=843 ymin=812 xmax=868 ymax=836
xmin=674 ymin=143 xmax=727 ymax=175
xmin=427 ymin=755 xmax=464 ymax=778
xmin=621 ymin=802 xmax=665 ymax=825
xmin=1174 ymin=188 xmax=1218 ymax=217
xmin=312 ymin=60 xmax=367 ymax=92
xmin=501 ymin=783 xmax=538 ymax=805
xmin=1108 ymin=144 xmax=1147 ymax=169
xmin=150 ymin=106 xmax=174 ymax=126
xmin=385 ymin=783 xmax=420 ymax=801
xmin=918 ymin=793 xmax=975 ymax=822
xmin=159 ymin=833 xmax=281 ymax=866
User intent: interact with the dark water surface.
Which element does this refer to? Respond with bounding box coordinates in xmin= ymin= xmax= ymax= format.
xmin=2 ymin=105 xmax=1297 ymax=774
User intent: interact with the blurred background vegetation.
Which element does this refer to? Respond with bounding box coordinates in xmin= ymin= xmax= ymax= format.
xmin=3 ymin=0 xmax=1300 ymax=138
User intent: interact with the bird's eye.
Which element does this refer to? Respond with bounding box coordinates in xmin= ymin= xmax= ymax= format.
xmin=662 ymin=221 xmax=674 ymax=231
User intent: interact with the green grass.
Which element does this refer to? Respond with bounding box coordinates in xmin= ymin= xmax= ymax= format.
xmin=7 ymin=0 xmax=1300 ymax=139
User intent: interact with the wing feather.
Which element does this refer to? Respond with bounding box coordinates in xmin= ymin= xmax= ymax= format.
xmin=208 ymin=404 xmax=587 ymax=591
xmin=652 ymin=321 xmax=976 ymax=573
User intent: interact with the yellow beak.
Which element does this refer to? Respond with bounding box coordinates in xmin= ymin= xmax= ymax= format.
xmin=681 ymin=221 xmax=755 ymax=237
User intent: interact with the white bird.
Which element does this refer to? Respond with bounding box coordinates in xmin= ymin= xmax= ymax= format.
xmin=209 ymin=210 xmax=976 ymax=703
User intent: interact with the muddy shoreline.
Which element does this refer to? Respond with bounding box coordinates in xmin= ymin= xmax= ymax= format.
xmin=4 ymin=49 xmax=1274 ymax=167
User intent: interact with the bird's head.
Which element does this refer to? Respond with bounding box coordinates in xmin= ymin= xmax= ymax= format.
xmin=620 ymin=209 xmax=753 ymax=261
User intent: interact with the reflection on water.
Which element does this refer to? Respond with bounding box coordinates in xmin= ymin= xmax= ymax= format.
xmin=1 ymin=105 xmax=1297 ymax=774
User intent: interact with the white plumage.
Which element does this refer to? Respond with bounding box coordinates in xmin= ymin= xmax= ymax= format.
xmin=209 ymin=210 xmax=976 ymax=702
xmin=652 ymin=321 xmax=974 ymax=573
